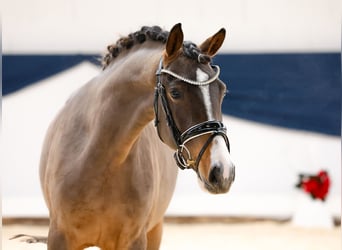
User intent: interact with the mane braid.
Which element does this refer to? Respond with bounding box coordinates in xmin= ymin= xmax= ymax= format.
xmin=102 ymin=26 xmax=169 ymax=69
xmin=102 ymin=25 xmax=211 ymax=69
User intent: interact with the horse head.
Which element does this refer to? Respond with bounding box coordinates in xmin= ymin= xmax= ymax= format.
xmin=154 ymin=23 xmax=235 ymax=194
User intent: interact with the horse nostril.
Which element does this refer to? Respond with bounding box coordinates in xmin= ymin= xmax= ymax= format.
xmin=209 ymin=165 xmax=222 ymax=185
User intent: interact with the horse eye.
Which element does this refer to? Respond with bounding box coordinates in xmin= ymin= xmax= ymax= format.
xmin=170 ymin=89 xmax=182 ymax=99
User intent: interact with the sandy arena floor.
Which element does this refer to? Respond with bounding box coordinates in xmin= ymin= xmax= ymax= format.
xmin=3 ymin=221 xmax=341 ymax=250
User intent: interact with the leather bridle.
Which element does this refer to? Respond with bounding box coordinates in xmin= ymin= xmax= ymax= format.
xmin=154 ymin=58 xmax=230 ymax=170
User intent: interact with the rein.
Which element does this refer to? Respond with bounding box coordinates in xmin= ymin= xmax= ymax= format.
xmin=154 ymin=59 xmax=230 ymax=170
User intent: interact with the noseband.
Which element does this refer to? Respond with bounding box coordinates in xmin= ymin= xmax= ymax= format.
xmin=154 ymin=59 xmax=230 ymax=170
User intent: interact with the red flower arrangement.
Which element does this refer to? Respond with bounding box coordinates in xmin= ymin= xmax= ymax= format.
xmin=295 ymin=170 xmax=330 ymax=201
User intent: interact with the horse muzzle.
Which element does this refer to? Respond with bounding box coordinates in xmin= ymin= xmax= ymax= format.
xmin=206 ymin=162 xmax=235 ymax=194
xmin=198 ymin=134 xmax=235 ymax=194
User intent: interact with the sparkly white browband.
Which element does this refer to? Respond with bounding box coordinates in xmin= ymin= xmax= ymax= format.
xmin=160 ymin=65 xmax=220 ymax=86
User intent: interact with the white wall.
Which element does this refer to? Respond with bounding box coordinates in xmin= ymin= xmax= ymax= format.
xmin=3 ymin=0 xmax=341 ymax=53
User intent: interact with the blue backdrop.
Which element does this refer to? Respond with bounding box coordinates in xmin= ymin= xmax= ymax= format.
xmin=3 ymin=53 xmax=341 ymax=136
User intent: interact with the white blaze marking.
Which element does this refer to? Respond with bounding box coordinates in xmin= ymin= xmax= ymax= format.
xmin=196 ymin=68 xmax=234 ymax=182
xmin=210 ymin=136 xmax=234 ymax=179
xmin=196 ymin=68 xmax=213 ymax=120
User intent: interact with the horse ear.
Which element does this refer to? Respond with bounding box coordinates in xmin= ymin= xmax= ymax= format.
xmin=200 ymin=28 xmax=226 ymax=57
xmin=165 ymin=23 xmax=184 ymax=59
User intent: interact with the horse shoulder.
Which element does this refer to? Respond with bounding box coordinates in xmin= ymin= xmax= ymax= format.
xmin=132 ymin=123 xmax=178 ymax=228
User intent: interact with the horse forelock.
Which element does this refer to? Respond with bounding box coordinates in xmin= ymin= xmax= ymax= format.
xmin=102 ymin=26 xmax=211 ymax=69
xmin=182 ymin=41 xmax=211 ymax=64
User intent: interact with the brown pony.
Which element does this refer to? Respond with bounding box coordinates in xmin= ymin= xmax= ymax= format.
xmin=39 ymin=23 xmax=235 ymax=249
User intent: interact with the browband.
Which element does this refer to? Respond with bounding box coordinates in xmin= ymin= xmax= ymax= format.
xmin=160 ymin=65 xmax=220 ymax=86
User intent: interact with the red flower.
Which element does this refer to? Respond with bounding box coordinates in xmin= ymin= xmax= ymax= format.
xmin=295 ymin=170 xmax=330 ymax=201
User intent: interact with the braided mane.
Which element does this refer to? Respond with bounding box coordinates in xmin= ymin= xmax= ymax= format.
xmin=102 ymin=25 xmax=211 ymax=69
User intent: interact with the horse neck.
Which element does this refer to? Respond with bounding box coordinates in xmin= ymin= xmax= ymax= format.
xmin=90 ymin=44 xmax=163 ymax=166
